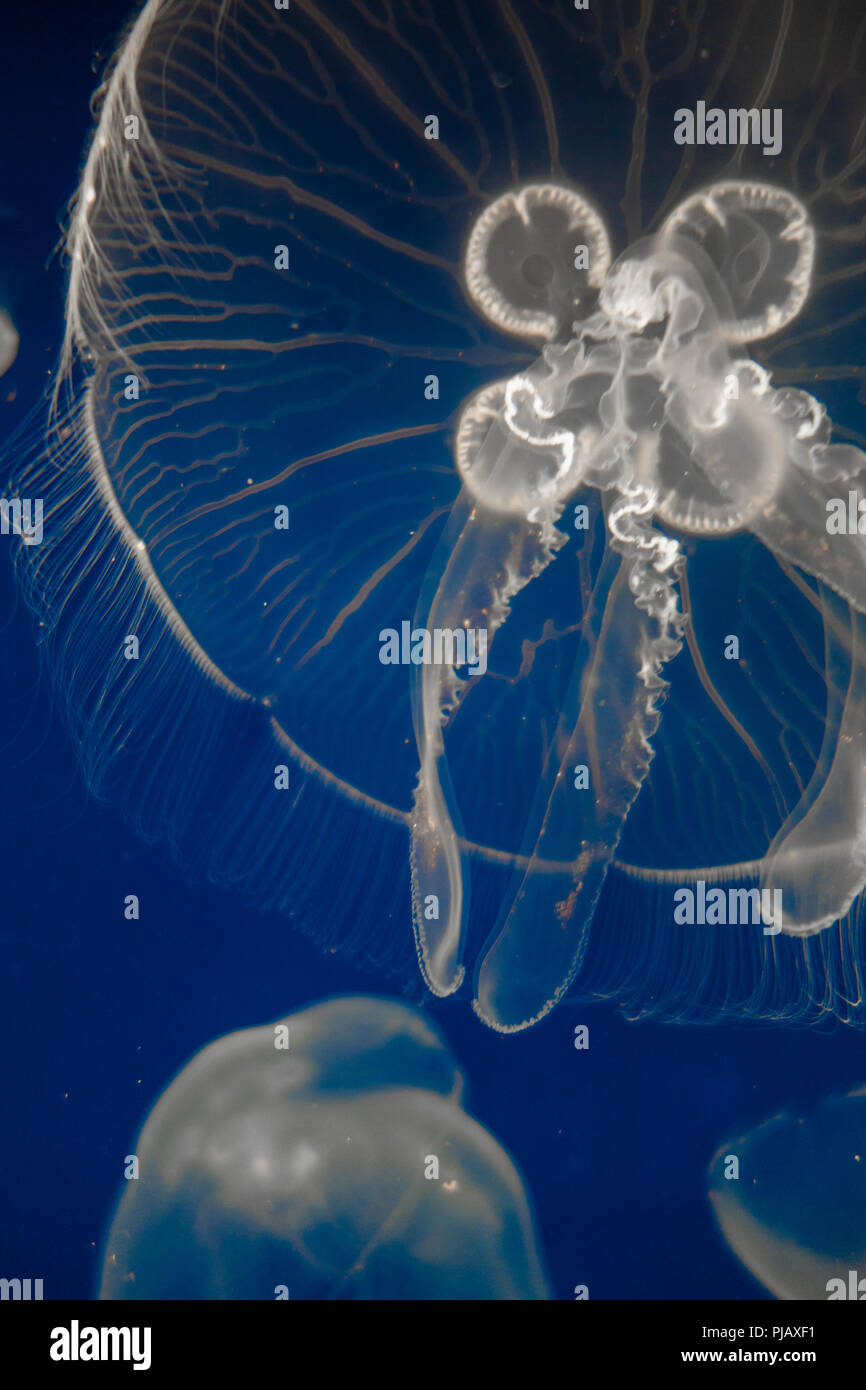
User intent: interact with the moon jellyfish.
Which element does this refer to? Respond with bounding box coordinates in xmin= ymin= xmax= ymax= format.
xmin=709 ymin=1088 xmax=866 ymax=1300
xmin=10 ymin=0 xmax=866 ymax=1029
xmin=98 ymin=996 xmax=550 ymax=1300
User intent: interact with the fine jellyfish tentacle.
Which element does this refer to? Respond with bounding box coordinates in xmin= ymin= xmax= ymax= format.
xmin=474 ymin=485 xmax=686 ymax=1033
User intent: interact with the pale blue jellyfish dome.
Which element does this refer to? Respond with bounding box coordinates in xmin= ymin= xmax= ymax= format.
xmin=11 ymin=0 xmax=866 ymax=1029
xmin=0 ymin=308 xmax=17 ymax=379
xmin=709 ymin=1088 xmax=866 ymax=1300
xmin=99 ymin=996 xmax=550 ymax=1299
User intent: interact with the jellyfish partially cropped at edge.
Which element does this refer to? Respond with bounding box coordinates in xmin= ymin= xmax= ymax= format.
xmin=0 ymin=308 xmax=18 ymax=381
xmin=10 ymin=0 xmax=866 ymax=1030
xmin=708 ymin=1088 xmax=866 ymax=1300
xmin=99 ymin=996 xmax=550 ymax=1299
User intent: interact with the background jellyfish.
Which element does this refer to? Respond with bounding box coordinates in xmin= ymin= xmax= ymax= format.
xmin=98 ymin=996 xmax=550 ymax=1299
xmin=0 ymin=307 xmax=18 ymax=380
xmin=708 ymin=1087 xmax=866 ymax=1300
xmin=10 ymin=0 xmax=866 ymax=1030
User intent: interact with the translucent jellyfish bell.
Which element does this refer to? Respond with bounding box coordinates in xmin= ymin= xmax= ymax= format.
xmin=11 ymin=0 xmax=866 ymax=1031
xmin=708 ymin=1089 xmax=866 ymax=1300
xmin=98 ymin=997 xmax=550 ymax=1300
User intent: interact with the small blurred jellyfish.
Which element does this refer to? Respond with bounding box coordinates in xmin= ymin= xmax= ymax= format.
xmin=708 ymin=1088 xmax=866 ymax=1300
xmin=10 ymin=0 xmax=866 ymax=1030
xmin=98 ymin=997 xmax=550 ymax=1299
xmin=0 ymin=307 xmax=18 ymax=378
